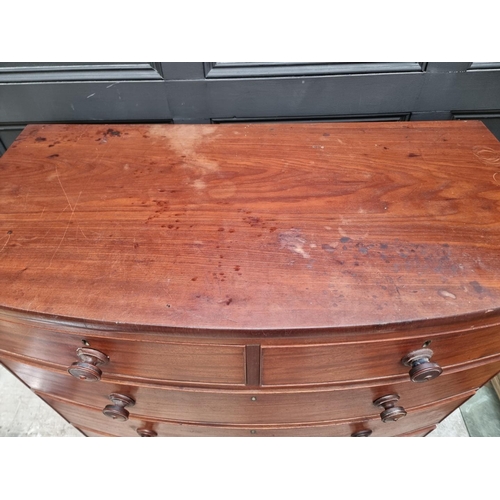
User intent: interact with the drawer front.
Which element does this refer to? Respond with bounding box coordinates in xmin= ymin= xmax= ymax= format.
xmin=40 ymin=392 xmax=469 ymax=437
xmin=0 ymin=319 xmax=245 ymax=385
xmin=397 ymin=425 xmax=436 ymax=437
xmin=261 ymin=324 xmax=500 ymax=386
xmin=77 ymin=428 xmax=111 ymax=437
xmin=4 ymin=356 xmax=498 ymax=425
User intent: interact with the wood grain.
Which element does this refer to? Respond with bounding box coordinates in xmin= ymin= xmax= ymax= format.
xmin=397 ymin=425 xmax=437 ymax=437
xmin=245 ymin=344 xmax=261 ymax=386
xmin=4 ymin=311 xmax=500 ymax=387
xmin=491 ymin=374 xmax=500 ymax=400
xmin=1 ymin=122 xmax=500 ymax=331
xmin=0 ymin=318 xmax=246 ymax=386
xmin=3 ymin=356 xmax=499 ymax=425
xmin=2 ymin=122 xmax=500 ymax=437
xmin=37 ymin=391 xmax=469 ymax=437
xmin=261 ymin=323 xmax=500 ymax=386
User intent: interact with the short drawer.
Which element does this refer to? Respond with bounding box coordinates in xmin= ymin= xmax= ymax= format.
xmin=0 ymin=319 xmax=246 ymax=386
xmin=261 ymin=323 xmax=500 ymax=386
xmin=3 ymin=356 xmax=499 ymax=425
xmin=41 ymin=391 xmax=469 ymax=437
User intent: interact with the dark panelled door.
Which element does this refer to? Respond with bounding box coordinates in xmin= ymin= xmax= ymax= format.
xmin=1 ymin=62 xmax=500 ymax=155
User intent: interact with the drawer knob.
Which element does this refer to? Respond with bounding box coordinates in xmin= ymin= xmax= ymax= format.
xmin=102 ymin=393 xmax=135 ymax=421
xmin=137 ymin=428 xmax=158 ymax=437
xmin=351 ymin=429 xmax=372 ymax=437
xmin=401 ymin=348 xmax=443 ymax=382
xmin=68 ymin=347 xmax=109 ymax=382
xmin=373 ymin=394 xmax=407 ymax=423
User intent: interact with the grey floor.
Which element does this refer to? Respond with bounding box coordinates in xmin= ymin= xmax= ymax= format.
xmin=0 ymin=364 xmax=83 ymax=437
xmin=427 ymin=381 xmax=500 ymax=437
xmin=1 ymin=363 xmax=499 ymax=437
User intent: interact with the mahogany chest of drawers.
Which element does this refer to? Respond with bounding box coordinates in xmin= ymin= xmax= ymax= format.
xmin=1 ymin=121 xmax=500 ymax=437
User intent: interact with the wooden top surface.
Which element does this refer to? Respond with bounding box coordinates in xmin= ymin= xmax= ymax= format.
xmin=1 ymin=121 xmax=500 ymax=332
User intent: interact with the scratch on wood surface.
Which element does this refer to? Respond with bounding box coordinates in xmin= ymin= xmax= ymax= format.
xmin=56 ymin=165 xmax=74 ymax=210
xmin=38 ymin=207 xmax=46 ymax=219
xmin=473 ymin=146 xmax=500 ymax=166
xmin=0 ymin=232 xmax=12 ymax=252
xmin=75 ymin=129 xmax=87 ymax=143
xmin=79 ymin=227 xmax=90 ymax=240
xmin=23 ymin=189 xmax=30 ymax=211
xmin=183 ymin=309 xmax=210 ymax=323
xmin=46 ymin=191 xmax=82 ymax=269
xmin=216 ymin=274 xmax=222 ymax=298
xmin=493 ymin=172 xmax=500 ymax=185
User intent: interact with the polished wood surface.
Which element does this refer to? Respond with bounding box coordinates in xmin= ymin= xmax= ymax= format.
xmin=3 ymin=313 xmax=500 ymax=387
xmin=2 ymin=122 xmax=500 ymax=437
xmin=3 ymin=356 xmax=498 ymax=425
xmin=0 ymin=318 xmax=246 ymax=385
xmin=37 ymin=391 xmax=469 ymax=437
xmin=79 ymin=424 xmax=439 ymax=437
xmin=397 ymin=425 xmax=437 ymax=437
xmin=261 ymin=323 xmax=500 ymax=386
xmin=1 ymin=122 xmax=500 ymax=331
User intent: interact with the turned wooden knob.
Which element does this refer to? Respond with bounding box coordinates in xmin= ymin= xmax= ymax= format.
xmin=137 ymin=428 xmax=158 ymax=437
xmin=351 ymin=429 xmax=372 ymax=437
xmin=68 ymin=347 xmax=109 ymax=382
xmin=373 ymin=394 xmax=407 ymax=423
xmin=102 ymin=393 xmax=135 ymax=421
xmin=401 ymin=348 xmax=442 ymax=382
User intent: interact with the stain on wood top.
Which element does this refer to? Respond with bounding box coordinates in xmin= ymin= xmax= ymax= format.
xmin=1 ymin=121 xmax=500 ymax=332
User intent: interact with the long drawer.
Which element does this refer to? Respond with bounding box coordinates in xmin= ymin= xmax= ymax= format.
xmin=0 ymin=319 xmax=246 ymax=386
xmin=3 ymin=356 xmax=498 ymax=425
xmin=78 ymin=425 xmax=438 ymax=437
xmin=40 ymin=392 xmax=470 ymax=437
xmin=398 ymin=425 xmax=437 ymax=437
xmin=261 ymin=323 xmax=500 ymax=386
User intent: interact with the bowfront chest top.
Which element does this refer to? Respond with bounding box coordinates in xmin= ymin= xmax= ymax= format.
xmin=1 ymin=121 xmax=500 ymax=437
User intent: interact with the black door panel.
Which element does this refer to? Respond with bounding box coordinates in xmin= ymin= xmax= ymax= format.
xmin=1 ymin=62 xmax=500 ymax=157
